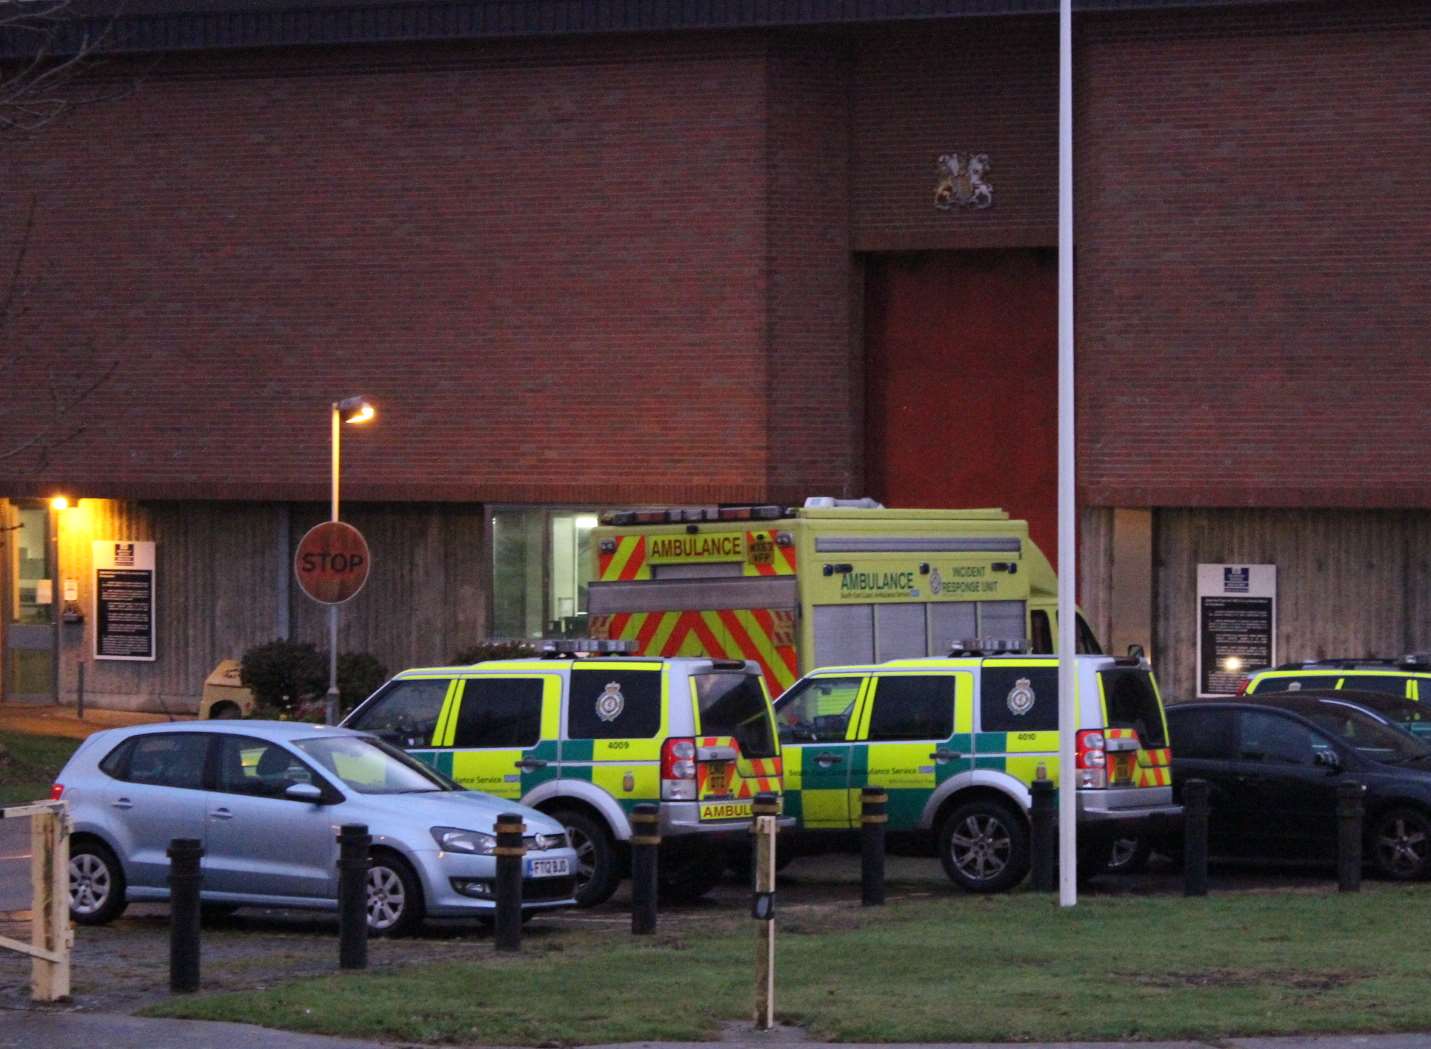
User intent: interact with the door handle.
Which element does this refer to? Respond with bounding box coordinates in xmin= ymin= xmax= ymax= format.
xmin=514 ymin=759 xmax=548 ymax=771
xmin=815 ymin=754 xmax=844 ymax=768
xmin=211 ymin=808 xmax=234 ymax=820
xmin=930 ymin=749 xmax=963 ymax=761
xmin=112 ymin=798 xmax=133 ymax=810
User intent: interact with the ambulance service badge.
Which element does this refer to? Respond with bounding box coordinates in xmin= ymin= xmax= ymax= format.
xmin=929 ymin=568 xmax=943 ymax=595
xmin=596 ymin=681 xmax=625 ymax=722
xmin=1007 ymin=677 xmax=1036 ymax=717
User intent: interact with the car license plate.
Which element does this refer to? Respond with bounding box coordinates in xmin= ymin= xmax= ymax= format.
xmin=526 ymin=857 xmax=571 ymax=878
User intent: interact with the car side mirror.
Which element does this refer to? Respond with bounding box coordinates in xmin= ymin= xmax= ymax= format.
xmin=285 ymin=782 xmax=326 ymax=803
xmin=1314 ymin=749 xmax=1342 ymax=772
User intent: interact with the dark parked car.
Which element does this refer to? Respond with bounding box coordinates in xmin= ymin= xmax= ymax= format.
xmin=1166 ymin=695 xmax=1431 ymax=880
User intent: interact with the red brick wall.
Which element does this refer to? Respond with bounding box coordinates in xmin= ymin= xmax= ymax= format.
xmin=0 ymin=36 xmax=775 ymax=505
xmin=1076 ymin=2 xmax=1431 ymax=508
xmin=765 ymin=37 xmax=860 ymax=502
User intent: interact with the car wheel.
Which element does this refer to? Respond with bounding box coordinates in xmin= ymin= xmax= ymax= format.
xmin=1371 ymin=807 xmax=1431 ymax=881
xmin=367 ymin=851 xmax=424 ymax=936
xmin=658 ymin=843 xmax=724 ymax=902
xmin=69 ymin=839 xmax=127 ymax=925
xmin=938 ymin=799 xmax=1030 ymax=893
xmin=1103 ymin=836 xmax=1152 ymax=876
xmin=553 ymin=809 xmax=618 ymax=908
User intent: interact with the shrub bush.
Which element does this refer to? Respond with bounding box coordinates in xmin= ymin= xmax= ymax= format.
xmin=239 ymin=639 xmax=325 ymax=718
xmin=338 ymin=651 xmax=388 ymax=713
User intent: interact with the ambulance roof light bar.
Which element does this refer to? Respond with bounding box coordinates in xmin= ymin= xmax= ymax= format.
xmin=601 ymin=505 xmax=786 ymax=526
xmin=538 ymin=639 xmax=638 ymax=658
xmin=947 ymin=638 xmax=1030 ymax=656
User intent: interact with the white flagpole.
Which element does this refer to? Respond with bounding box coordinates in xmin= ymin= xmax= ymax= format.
xmin=1056 ymin=0 xmax=1079 ymax=908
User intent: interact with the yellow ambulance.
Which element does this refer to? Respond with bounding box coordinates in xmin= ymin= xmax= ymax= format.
xmin=775 ymin=648 xmax=1180 ymax=891
xmin=588 ymin=498 xmax=1100 ymax=698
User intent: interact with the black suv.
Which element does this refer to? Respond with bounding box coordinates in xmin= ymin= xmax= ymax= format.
xmin=1167 ymin=694 xmax=1431 ymax=880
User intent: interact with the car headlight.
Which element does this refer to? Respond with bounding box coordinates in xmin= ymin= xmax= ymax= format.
xmin=431 ymin=827 xmax=498 ymax=854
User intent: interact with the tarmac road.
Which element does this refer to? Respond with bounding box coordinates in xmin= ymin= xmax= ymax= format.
xmin=0 ymin=819 xmax=29 ymax=914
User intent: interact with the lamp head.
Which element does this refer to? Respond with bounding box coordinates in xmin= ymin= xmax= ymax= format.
xmin=337 ymin=396 xmax=376 ymax=425
xmin=50 ymin=495 xmax=70 ymax=511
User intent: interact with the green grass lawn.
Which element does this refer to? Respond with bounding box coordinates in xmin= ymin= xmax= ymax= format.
xmin=0 ymin=731 xmax=79 ymax=805
xmin=144 ymin=885 xmax=1431 ymax=1045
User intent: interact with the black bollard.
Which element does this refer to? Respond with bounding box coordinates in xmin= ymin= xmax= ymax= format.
xmin=337 ymin=823 xmax=371 ymax=970
xmin=630 ymin=803 xmax=660 ymax=935
xmin=1337 ymin=779 xmax=1364 ymax=893
xmin=1183 ymin=778 xmax=1209 ymax=897
xmin=860 ymin=787 xmax=887 ymax=906
xmin=167 ymin=838 xmax=203 ymax=993
xmin=1030 ymin=778 xmax=1056 ymax=892
xmin=494 ymin=813 xmax=525 ymax=952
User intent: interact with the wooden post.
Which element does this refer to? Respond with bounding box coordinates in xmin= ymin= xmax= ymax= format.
xmin=751 ymin=792 xmax=778 ymax=1030
xmin=30 ymin=807 xmax=71 ymax=1002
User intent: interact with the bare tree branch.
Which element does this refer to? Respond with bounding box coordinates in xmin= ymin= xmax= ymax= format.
xmin=0 ymin=0 xmax=129 ymax=134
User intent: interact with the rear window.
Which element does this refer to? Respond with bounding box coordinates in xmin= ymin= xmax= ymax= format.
xmin=568 ymin=667 xmax=661 ymax=740
xmin=1337 ymin=675 xmax=1410 ymax=695
xmin=693 ymin=673 xmax=776 ymax=758
xmin=1100 ymin=669 xmax=1168 ymax=748
xmin=1249 ymin=676 xmax=1328 ymax=694
xmin=1166 ymin=707 xmax=1234 ymax=759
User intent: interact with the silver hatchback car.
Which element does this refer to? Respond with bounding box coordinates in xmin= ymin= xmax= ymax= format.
xmin=55 ymin=721 xmax=578 ymax=935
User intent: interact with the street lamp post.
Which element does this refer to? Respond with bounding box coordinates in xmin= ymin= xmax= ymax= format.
xmin=49 ymin=495 xmax=68 ymax=707
xmin=327 ymin=396 xmax=375 ymax=725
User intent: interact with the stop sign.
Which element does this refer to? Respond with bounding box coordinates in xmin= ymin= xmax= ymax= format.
xmin=294 ymin=521 xmax=371 ymax=605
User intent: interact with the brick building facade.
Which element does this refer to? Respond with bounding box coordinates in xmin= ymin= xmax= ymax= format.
xmin=2 ymin=0 xmax=1427 ymax=709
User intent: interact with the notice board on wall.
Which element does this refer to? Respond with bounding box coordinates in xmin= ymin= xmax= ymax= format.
xmin=94 ymin=541 xmax=156 ymax=662
xmin=1197 ymin=564 xmax=1276 ymax=697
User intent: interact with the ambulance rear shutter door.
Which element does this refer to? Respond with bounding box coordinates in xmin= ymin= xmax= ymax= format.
xmin=978 ymin=600 xmax=1027 ymax=641
xmin=588 ymin=576 xmax=797 ymax=614
xmin=928 ymin=603 xmax=978 ymax=657
xmin=875 ymin=604 xmax=925 ymax=662
xmin=814 ymin=605 xmax=874 ymax=667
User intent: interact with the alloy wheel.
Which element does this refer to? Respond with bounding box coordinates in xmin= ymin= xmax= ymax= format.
xmin=367 ymin=865 xmax=407 ymax=930
xmin=1376 ymin=815 xmax=1428 ymax=877
xmin=69 ymin=853 xmax=112 ymax=916
xmin=566 ymin=824 xmax=597 ymax=889
xmin=949 ymin=812 xmax=1012 ymax=882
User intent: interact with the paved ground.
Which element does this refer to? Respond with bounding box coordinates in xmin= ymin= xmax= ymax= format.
xmin=0 ymin=702 xmax=187 ymax=741
xmin=8 ymin=1014 xmax=1431 ymax=1049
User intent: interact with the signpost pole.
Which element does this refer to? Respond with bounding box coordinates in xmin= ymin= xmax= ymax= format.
xmin=326 ymin=402 xmax=341 ymax=726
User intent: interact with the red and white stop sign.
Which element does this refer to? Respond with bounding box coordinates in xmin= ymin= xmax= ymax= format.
xmin=294 ymin=522 xmax=371 ymax=605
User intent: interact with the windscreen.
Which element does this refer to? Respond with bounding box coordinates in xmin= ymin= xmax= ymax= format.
xmin=1300 ymin=702 xmax=1431 ymax=764
xmin=693 ymin=673 xmax=777 ymax=758
xmin=1100 ymin=669 xmax=1168 ymax=747
xmin=295 ymin=736 xmax=456 ymax=794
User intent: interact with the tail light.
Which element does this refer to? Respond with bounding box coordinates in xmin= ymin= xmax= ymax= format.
xmin=49 ymin=783 xmax=64 ymax=800
xmin=661 ymin=738 xmax=696 ymax=800
xmin=1234 ymin=677 xmax=1252 ymax=696
xmin=1075 ymin=730 xmax=1107 ymax=789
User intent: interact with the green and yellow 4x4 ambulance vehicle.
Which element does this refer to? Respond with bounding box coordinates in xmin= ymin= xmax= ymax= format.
xmin=773 ymin=650 xmax=1181 ymax=892
xmin=1239 ymin=655 xmax=1431 ymax=700
xmin=342 ymin=648 xmax=782 ymax=907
